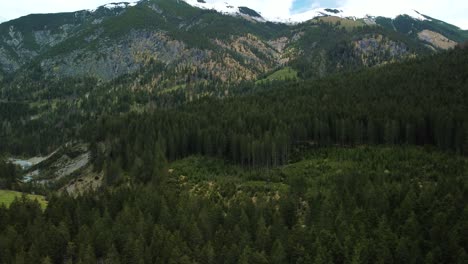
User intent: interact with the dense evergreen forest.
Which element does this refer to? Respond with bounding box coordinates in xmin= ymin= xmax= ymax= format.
xmin=2 ymin=46 xmax=468 ymax=157
xmin=86 ymin=47 xmax=468 ymax=172
xmin=1 ymin=147 xmax=467 ymax=263
xmin=0 ymin=45 xmax=467 ymax=263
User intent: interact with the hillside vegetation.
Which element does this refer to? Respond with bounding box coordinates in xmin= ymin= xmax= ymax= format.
xmin=0 ymin=2 xmax=467 ymax=263
xmin=0 ymin=146 xmax=466 ymax=263
xmin=85 ymin=48 xmax=468 ymax=175
xmin=0 ymin=190 xmax=47 ymax=209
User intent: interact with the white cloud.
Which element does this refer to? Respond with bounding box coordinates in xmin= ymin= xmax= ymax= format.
xmin=340 ymin=0 xmax=468 ymax=29
xmin=450 ymin=18 xmax=468 ymax=30
xmin=0 ymin=0 xmax=128 ymax=21
xmin=185 ymin=0 xmax=296 ymax=20
xmin=187 ymin=0 xmax=468 ymax=29
xmin=0 ymin=0 xmax=466 ymax=29
xmin=212 ymin=0 xmax=468 ymax=29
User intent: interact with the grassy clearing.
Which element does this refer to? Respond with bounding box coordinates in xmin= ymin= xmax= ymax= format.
xmin=315 ymin=16 xmax=366 ymax=30
xmin=256 ymin=67 xmax=298 ymax=84
xmin=241 ymin=181 xmax=289 ymax=192
xmin=0 ymin=190 xmax=47 ymax=209
xmin=159 ymin=84 xmax=186 ymax=94
xmin=170 ymin=155 xmax=244 ymax=182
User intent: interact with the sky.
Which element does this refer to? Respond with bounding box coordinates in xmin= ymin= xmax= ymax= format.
xmin=0 ymin=0 xmax=467 ymax=29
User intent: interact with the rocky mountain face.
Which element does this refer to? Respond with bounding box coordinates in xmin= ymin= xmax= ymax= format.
xmin=0 ymin=0 xmax=467 ymax=87
xmin=0 ymin=3 xmax=137 ymax=74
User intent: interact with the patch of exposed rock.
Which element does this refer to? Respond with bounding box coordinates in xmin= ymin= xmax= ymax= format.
xmin=0 ymin=24 xmax=79 ymax=73
xmin=41 ymin=30 xmax=212 ymax=81
xmin=24 ymin=143 xmax=91 ymax=185
xmin=268 ymin=37 xmax=289 ymax=53
xmin=213 ymin=34 xmax=280 ymax=75
xmin=61 ymin=166 xmax=103 ymax=196
xmin=353 ymin=34 xmax=412 ymax=66
xmin=418 ymin=30 xmax=457 ymax=50
xmin=40 ymin=30 xmax=289 ymax=82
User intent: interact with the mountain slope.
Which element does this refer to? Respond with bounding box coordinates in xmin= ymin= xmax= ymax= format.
xmin=1 ymin=0 xmax=291 ymax=84
xmin=0 ymin=0 xmax=467 ymax=96
xmin=375 ymin=13 xmax=468 ymax=48
xmin=182 ymin=0 xmax=468 ymax=50
xmin=0 ymin=3 xmax=138 ymax=73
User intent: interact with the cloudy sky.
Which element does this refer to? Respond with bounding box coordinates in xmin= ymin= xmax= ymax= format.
xmin=0 ymin=0 xmax=467 ymax=29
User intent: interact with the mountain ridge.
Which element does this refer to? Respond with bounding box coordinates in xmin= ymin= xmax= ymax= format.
xmin=181 ymin=0 xmax=462 ymax=26
xmin=0 ymin=0 xmax=466 ymax=86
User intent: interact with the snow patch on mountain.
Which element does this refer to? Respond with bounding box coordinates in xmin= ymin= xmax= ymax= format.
xmin=183 ymin=0 xmax=266 ymax=21
xmin=340 ymin=7 xmax=430 ymax=22
xmin=287 ymin=8 xmax=430 ymax=23
xmin=183 ymin=0 xmax=238 ymax=15
xmin=88 ymin=1 xmax=139 ymax=13
xmin=103 ymin=2 xmax=138 ymax=10
xmin=285 ymin=8 xmax=358 ymax=23
xmin=182 ymin=0 xmax=430 ymax=24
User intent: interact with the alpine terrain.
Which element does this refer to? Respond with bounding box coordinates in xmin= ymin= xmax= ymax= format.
xmin=0 ymin=0 xmax=467 ymax=263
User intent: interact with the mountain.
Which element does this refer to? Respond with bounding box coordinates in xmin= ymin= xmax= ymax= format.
xmin=0 ymin=2 xmax=467 ymax=262
xmin=0 ymin=0 xmax=466 ymax=85
xmin=2 ymin=0 xmax=468 ymax=159
xmin=183 ymin=0 xmax=266 ymax=21
xmin=0 ymin=2 xmax=140 ymax=73
xmin=0 ymin=0 xmax=466 ymax=150
xmin=0 ymin=0 xmax=291 ymax=84
xmin=184 ymin=0 xmax=419 ymax=22
xmin=184 ymin=0 xmax=467 ymax=51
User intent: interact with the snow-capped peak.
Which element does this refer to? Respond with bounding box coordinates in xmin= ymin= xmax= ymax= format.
xmin=103 ymin=2 xmax=138 ymax=10
xmin=182 ymin=0 xmax=430 ymax=24
xmin=183 ymin=0 xmax=241 ymax=16
xmin=182 ymin=0 xmax=266 ymax=21
xmin=286 ymin=8 xmax=430 ymax=23
xmin=88 ymin=1 xmax=139 ymax=13
xmin=404 ymin=10 xmax=429 ymax=21
xmin=286 ymin=8 xmax=354 ymax=23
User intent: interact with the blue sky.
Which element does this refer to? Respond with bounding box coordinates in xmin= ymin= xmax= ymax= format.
xmin=291 ymin=0 xmax=313 ymax=13
xmin=291 ymin=0 xmax=340 ymax=13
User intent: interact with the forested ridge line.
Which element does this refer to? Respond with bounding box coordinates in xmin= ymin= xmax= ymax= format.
xmin=1 ymin=46 xmax=467 ymax=157
xmin=86 ymin=47 xmax=468 ymax=173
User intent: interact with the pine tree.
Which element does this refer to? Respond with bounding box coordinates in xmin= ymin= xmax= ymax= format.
xmin=201 ymin=242 xmax=215 ymax=264
xmin=255 ymin=216 xmax=270 ymax=251
xmin=14 ymin=249 xmax=26 ymax=264
xmin=271 ymin=239 xmax=286 ymax=264
xmin=152 ymin=141 xmax=168 ymax=185
xmin=395 ymin=238 xmax=411 ymax=264
xmin=65 ymin=242 xmax=76 ymax=264
xmin=41 ymin=256 xmax=53 ymax=264
xmin=251 ymin=251 xmax=269 ymax=264
xmin=239 ymin=246 xmax=252 ymax=264
xmin=105 ymin=160 xmax=121 ymax=186
xmin=81 ymin=244 xmax=96 ymax=264
xmin=105 ymin=244 xmax=121 ymax=264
